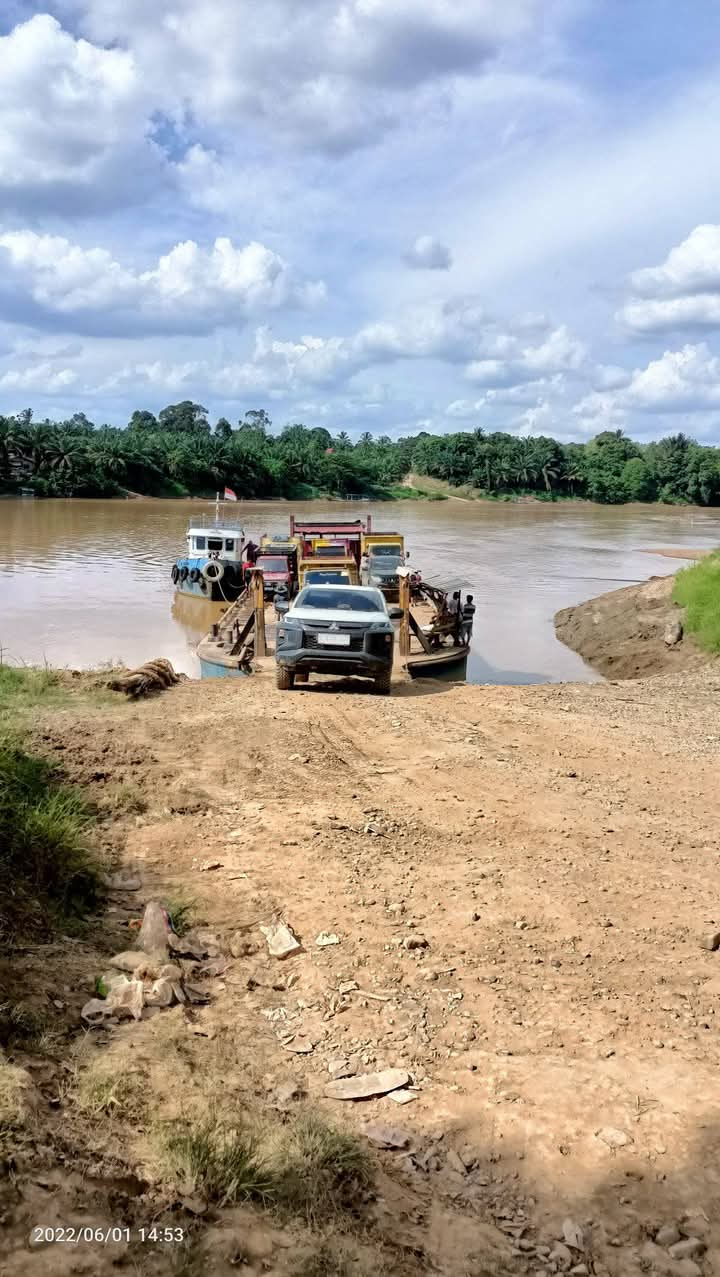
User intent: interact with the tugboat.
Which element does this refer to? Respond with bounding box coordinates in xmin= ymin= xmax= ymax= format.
xmin=171 ymin=497 xmax=247 ymax=602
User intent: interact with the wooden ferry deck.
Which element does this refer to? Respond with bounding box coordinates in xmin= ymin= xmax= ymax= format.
xmin=197 ymin=584 xmax=469 ymax=681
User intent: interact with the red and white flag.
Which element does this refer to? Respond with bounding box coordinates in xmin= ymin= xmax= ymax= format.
xmin=224 ymin=486 xmax=237 ymax=502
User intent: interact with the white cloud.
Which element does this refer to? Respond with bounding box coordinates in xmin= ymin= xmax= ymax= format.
xmin=0 ymin=15 xmax=160 ymax=210
xmin=403 ymin=235 xmax=453 ymax=270
xmin=573 ymin=343 xmax=720 ymax=432
xmin=620 ymin=225 xmax=720 ymax=332
xmin=76 ymin=0 xmax=543 ymax=152
xmin=466 ymin=324 xmax=586 ymax=385
xmin=0 ymin=231 xmax=325 ymax=335
xmin=0 ymin=362 xmax=78 ymax=392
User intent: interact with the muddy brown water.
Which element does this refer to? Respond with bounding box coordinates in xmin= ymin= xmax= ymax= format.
xmin=1 ymin=497 xmax=718 ymax=684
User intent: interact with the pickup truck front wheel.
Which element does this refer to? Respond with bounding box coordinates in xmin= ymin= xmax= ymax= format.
xmin=276 ymin=666 xmax=295 ymax=691
xmin=373 ymin=668 xmax=392 ymax=696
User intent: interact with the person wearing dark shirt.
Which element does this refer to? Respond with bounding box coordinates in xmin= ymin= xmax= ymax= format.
xmin=460 ymin=595 xmax=476 ymax=646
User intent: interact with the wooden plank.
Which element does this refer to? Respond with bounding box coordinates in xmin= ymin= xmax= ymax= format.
xmin=408 ymin=610 xmax=433 ymax=654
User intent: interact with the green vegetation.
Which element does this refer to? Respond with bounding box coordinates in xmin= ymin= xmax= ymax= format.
xmin=0 ymin=669 xmax=103 ymax=944
xmin=164 ymin=894 xmax=197 ymax=937
xmin=0 ymin=1001 xmax=49 ymax=1050
xmin=2 ymin=404 xmax=720 ymax=505
xmin=673 ymin=552 xmax=720 ymax=652
xmin=75 ymin=1065 xmax=146 ymax=1119
xmin=165 ymin=1109 xmax=372 ymax=1223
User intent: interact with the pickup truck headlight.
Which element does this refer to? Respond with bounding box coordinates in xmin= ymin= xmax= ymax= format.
xmin=277 ymin=622 xmax=302 ymax=648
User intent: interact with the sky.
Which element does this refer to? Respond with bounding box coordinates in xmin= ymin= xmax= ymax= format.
xmin=1 ymin=1 xmax=720 ymax=442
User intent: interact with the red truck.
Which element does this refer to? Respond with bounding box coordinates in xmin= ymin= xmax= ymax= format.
xmin=252 ymin=547 xmax=297 ymax=598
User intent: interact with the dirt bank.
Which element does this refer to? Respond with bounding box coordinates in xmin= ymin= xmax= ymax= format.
xmin=3 ymin=665 xmax=720 ymax=1275
xmin=554 ymin=573 xmax=715 ymax=679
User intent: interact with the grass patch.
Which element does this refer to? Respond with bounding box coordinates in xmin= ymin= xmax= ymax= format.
xmin=164 ymin=894 xmax=197 ymax=937
xmin=75 ymin=1065 xmax=146 ymax=1119
xmin=107 ymin=782 xmax=148 ymax=816
xmin=673 ymin=551 xmax=720 ymax=653
xmin=166 ymin=1113 xmax=274 ymax=1206
xmin=273 ymin=1113 xmax=373 ymax=1227
xmin=0 ymin=665 xmax=73 ymax=725
xmin=0 ymin=1001 xmax=48 ymax=1051
xmin=164 ymin=1109 xmax=373 ymax=1224
xmin=0 ymin=734 xmax=104 ymax=944
xmin=0 ymin=1061 xmax=34 ymax=1131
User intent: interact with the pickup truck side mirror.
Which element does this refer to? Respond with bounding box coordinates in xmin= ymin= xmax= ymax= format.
xmin=388 ymin=606 xmax=404 ymax=620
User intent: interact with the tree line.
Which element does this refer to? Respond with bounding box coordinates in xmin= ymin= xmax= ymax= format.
xmin=1 ymin=402 xmax=719 ymax=506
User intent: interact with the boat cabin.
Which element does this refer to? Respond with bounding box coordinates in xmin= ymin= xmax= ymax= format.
xmin=186 ymin=516 xmax=245 ymax=563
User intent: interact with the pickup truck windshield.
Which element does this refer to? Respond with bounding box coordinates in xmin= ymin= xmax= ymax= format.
xmin=298 ymin=589 xmax=384 ymax=612
xmin=257 ymin=557 xmax=288 ymax=571
xmin=370 ymin=544 xmax=401 ymax=556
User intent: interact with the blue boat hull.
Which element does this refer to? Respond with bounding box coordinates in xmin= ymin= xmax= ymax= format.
xmin=199 ymin=657 xmax=250 ymax=679
xmin=172 ymin=556 xmax=246 ymax=603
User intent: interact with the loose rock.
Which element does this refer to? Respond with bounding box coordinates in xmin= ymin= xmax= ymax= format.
xmin=595 ymin=1126 xmax=633 ymax=1149
xmin=363 ymin=1122 xmax=411 ymax=1149
xmin=701 ymin=931 xmax=720 ymax=952
xmin=656 ymin=1225 xmax=681 ymax=1248
xmin=668 ymin=1239 xmax=705 ymax=1261
xmin=324 ymin=1068 xmax=411 ymax=1101
xmin=260 ymin=919 xmax=301 ymax=959
xmin=315 ymin=932 xmax=341 ymax=947
xmin=562 ymin=1219 xmax=586 ymax=1250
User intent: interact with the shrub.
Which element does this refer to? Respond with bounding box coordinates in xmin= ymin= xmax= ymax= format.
xmin=0 ymin=735 xmax=102 ymax=943
xmin=673 ymin=551 xmax=720 ymax=653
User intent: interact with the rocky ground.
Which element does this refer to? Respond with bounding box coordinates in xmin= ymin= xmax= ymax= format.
xmin=554 ymin=574 xmax=712 ymax=680
xmin=2 ymin=659 xmax=720 ymax=1276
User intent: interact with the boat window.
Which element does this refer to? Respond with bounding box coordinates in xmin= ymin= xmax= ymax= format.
xmin=225 ymin=538 xmax=234 ymax=551
xmin=208 ymin=538 xmax=223 ymax=552
xmin=195 ymin=536 xmax=206 ymax=551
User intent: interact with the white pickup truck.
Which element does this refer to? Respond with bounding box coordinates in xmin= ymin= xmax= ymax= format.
xmin=274 ymin=583 xmax=400 ymax=693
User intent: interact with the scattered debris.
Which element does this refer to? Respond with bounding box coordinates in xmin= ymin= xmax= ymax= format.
xmin=82 ymin=978 xmax=144 ymax=1024
xmin=229 ymin=932 xmax=256 ymax=958
xmin=283 ymin=1037 xmax=315 ymax=1055
xmin=562 ymin=1219 xmax=586 ymax=1250
xmin=388 ymin=1089 xmax=418 ymax=1105
xmin=328 ymin=1058 xmax=359 ymax=1080
xmin=107 ymin=657 xmax=182 ymax=698
xmin=138 ymin=901 xmax=170 ymax=955
xmin=324 ymin=1068 xmax=411 ymax=1101
xmin=103 ymin=870 xmax=142 ymax=892
xmin=595 ymin=1126 xmax=634 ymax=1149
xmin=315 ymin=932 xmax=341 ymax=947
xmin=260 ymin=918 xmax=302 ymax=959
xmin=363 ymin=1123 xmax=411 ymax=1149
xmin=664 ymin=620 xmax=683 ymax=647
xmin=404 ymin=935 xmax=429 ymax=950
xmin=197 ymin=859 xmax=224 ymax=872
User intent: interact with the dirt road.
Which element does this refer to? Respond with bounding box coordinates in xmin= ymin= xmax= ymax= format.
xmin=4 ymin=663 xmax=720 ymax=1275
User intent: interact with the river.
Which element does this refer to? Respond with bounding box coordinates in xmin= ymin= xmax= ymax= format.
xmin=1 ymin=497 xmax=718 ymax=684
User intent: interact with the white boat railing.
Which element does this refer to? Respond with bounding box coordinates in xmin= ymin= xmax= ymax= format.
xmin=186 ymin=513 xmax=245 ymax=533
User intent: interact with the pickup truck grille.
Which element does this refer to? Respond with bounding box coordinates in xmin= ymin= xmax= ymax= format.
xmin=304 ymin=633 xmax=365 ymax=651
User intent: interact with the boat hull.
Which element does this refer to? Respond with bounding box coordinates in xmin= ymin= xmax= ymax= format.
xmin=199 ymin=656 xmax=250 ymax=679
xmin=175 ymin=577 xmax=245 ymax=602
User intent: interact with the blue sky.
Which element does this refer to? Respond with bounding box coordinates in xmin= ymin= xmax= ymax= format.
xmin=1 ymin=0 xmax=720 ymax=441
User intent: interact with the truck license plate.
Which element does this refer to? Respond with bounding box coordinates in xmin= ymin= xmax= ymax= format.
xmin=318 ymin=633 xmax=350 ymax=646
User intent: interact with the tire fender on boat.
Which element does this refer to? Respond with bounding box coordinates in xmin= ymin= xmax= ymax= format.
xmin=180 ymin=566 xmax=189 ymax=582
xmin=171 ymin=564 xmax=179 ymax=584
xmin=202 ymin=560 xmax=225 ymax=583
xmin=189 ymin=568 xmax=201 ymax=583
